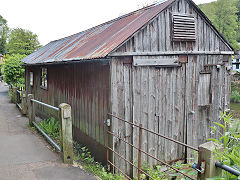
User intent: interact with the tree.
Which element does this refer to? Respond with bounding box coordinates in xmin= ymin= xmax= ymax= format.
xmin=1 ymin=54 xmax=26 ymax=87
xmin=200 ymin=0 xmax=240 ymax=50
xmin=7 ymin=28 xmax=41 ymax=55
xmin=236 ymin=0 xmax=240 ymax=42
xmin=0 ymin=15 xmax=8 ymax=55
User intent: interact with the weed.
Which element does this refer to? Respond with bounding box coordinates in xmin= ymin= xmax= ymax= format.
xmin=135 ymin=160 xmax=197 ymax=180
xmin=37 ymin=117 xmax=60 ymax=143
xmin=73 ymin=141 xmax=125 ymax=180
xmin=208 ymin=111 xmax=240 ymax=179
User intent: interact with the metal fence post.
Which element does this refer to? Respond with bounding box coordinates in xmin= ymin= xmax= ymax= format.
xmin=27 ymin=94 xmax=35 ymax=126
xmin=21 ymin=90 xmax=27 ymax=115
xmin=198 ymin=141 xmax=223 ymax=179
xmin=138 ymin=124 xmax=143 ymax=180
xmin=12 ymin=87 xmax=17 ymax=104
xmin=59 ymin=103 xmax=73 ymax=164
xmin=106 ymin=119 xmax=111 ymax=171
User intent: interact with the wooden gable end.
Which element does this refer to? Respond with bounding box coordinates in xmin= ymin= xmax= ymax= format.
xmin=111 ymin=0 xmax=232 ymax=55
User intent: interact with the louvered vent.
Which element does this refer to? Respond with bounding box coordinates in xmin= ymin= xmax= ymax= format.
xmin=172 ymin=14 xmax=196 ymax=41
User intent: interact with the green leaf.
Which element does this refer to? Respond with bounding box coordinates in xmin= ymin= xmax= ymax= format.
xmin=214 ymin=122 xmax=225 ymax=129
xmin=207 ymin=138 xmax=219 ymax=142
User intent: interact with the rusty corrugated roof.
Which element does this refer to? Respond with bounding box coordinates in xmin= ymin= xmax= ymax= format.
xmin=22 ymin=0 xmax=175 ymax=64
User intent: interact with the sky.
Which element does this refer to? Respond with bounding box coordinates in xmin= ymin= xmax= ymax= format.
xmin=0 ymin=0 xmax=215 ymax=45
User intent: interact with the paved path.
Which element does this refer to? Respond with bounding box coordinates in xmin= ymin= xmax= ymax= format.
xmin=0 ymin=82 xmax=96 ymax=180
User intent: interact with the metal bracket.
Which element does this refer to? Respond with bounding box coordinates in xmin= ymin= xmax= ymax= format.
xmin=192 ymin=162 xmax=205 ymax=173
xmin=104 ymin=119 xmax=111 ymax=127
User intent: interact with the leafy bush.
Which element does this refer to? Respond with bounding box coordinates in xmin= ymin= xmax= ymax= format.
xmin=208 ymin=112 xmax=240 ymax=179
xmin=1 ymin=54 xmax=26 ymax=87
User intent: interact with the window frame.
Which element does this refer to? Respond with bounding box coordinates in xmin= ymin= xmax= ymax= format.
xmin=40 ymin=67 xmax=48 ymax=90
xmin=29 ymin=72 xmax=33 ymax=86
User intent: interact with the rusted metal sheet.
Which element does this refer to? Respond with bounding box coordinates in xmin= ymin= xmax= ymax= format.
xmin=25 ymin=61 xmax=110 ymax=162
xmin=22 ymin=0 xmax=175 ymax=64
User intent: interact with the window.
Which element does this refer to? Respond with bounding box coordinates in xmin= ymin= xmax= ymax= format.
xmin=40 ymin=68 xmax=48 ymax=89
xmin=236 ymin=64 xmax=239 ymax=69
xmin=172 ymin=14 xmax=196 ymax=41
xmin=30 ymin=72 xmax=33 ymax=86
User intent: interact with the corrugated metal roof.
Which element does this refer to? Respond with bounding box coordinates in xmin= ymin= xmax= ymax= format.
xmin=22 ymin=0 xmax=175 ymax=64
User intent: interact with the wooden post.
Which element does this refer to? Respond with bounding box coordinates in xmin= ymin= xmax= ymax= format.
xmin=27 ymin=94 xmax=35 ymax=126
xmin=138 ymin=124 xmax=143 ymax=180
xmin=21 ymin=91 xmax=27 ymax=115
xmin=12 ymin=87 xmax=17 ymax=104
xmin=198 ymin=141 xmax=223 ymax=179
xmin=59 ymin=103 xmax=73 ymax=164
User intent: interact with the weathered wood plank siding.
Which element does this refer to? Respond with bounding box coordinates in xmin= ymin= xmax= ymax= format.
xmin=111 ymin=56 xmax=186 ymax=173
xmin=26 ymin=61 xmax=110 ymax=163
xmin=111 ymin=55 xmax=232 ymax=172
xmin=114 ymin=0 xmax=231 ymax=54
xmin=110 ymin=0 xmax=232 ymax=174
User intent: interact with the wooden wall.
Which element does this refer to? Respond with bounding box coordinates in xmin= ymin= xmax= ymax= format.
xmin=25 ymin=61 xmax=110 ymax=163
xmin=110 ymin=0 xmax=232 ymax=175
xmin=110 ymin=54 xmax=231 ymax=175
xmin=111 ymin=56 xmax=186 ymax=175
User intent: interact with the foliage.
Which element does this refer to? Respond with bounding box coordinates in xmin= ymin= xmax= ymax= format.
xmin=73 ymin=142 xmax=124 ymax=180
xmin=1 ymin=54 xmax=26 ymax=87
xmin=207 ymin=111 xmax=240 ymax=179
xmin=133 ymin=161 xmax=197 ymax=180
xmin=230 ymin=90 xmax=240 ymax=103
xmin=8 ymin=86 xmax=13 ymax=100
xmin=199 ymin=0 xmax=240 ymax=51
xmin=230 ymin=83 xmax=240 ymax=103
xmin=37 ymin=117 xmax=60 ymax=141
xmin=7 ymin=28 xmax=41 ymax=55
xmin=0 ymin=15 xmax=8 ymax=55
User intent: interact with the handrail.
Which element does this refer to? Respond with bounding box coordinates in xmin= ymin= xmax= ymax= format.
xmin=32 ymin=121 xmax=61 ymax=152
xmin=31 ymin=99 xmax=59 ymax=111
xmin=108 ymin=113 xmax=199 ymax=152
xmin=215 ymin=162 xmax=240 ymax=177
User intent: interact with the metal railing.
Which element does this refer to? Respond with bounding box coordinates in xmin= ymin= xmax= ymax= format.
xmin=106 ymin=113 xmax=199 ymax=180
xmin=30 ymin=98 xmax=61 ymax=152
xmin=216 ymin=162 xmax=240 ymax=177
xmin=31 ymin=99 xmax=59 ymax=111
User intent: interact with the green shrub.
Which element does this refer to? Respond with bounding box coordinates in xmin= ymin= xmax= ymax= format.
xmin=1 ymin=54 xmax=26 ymax=87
